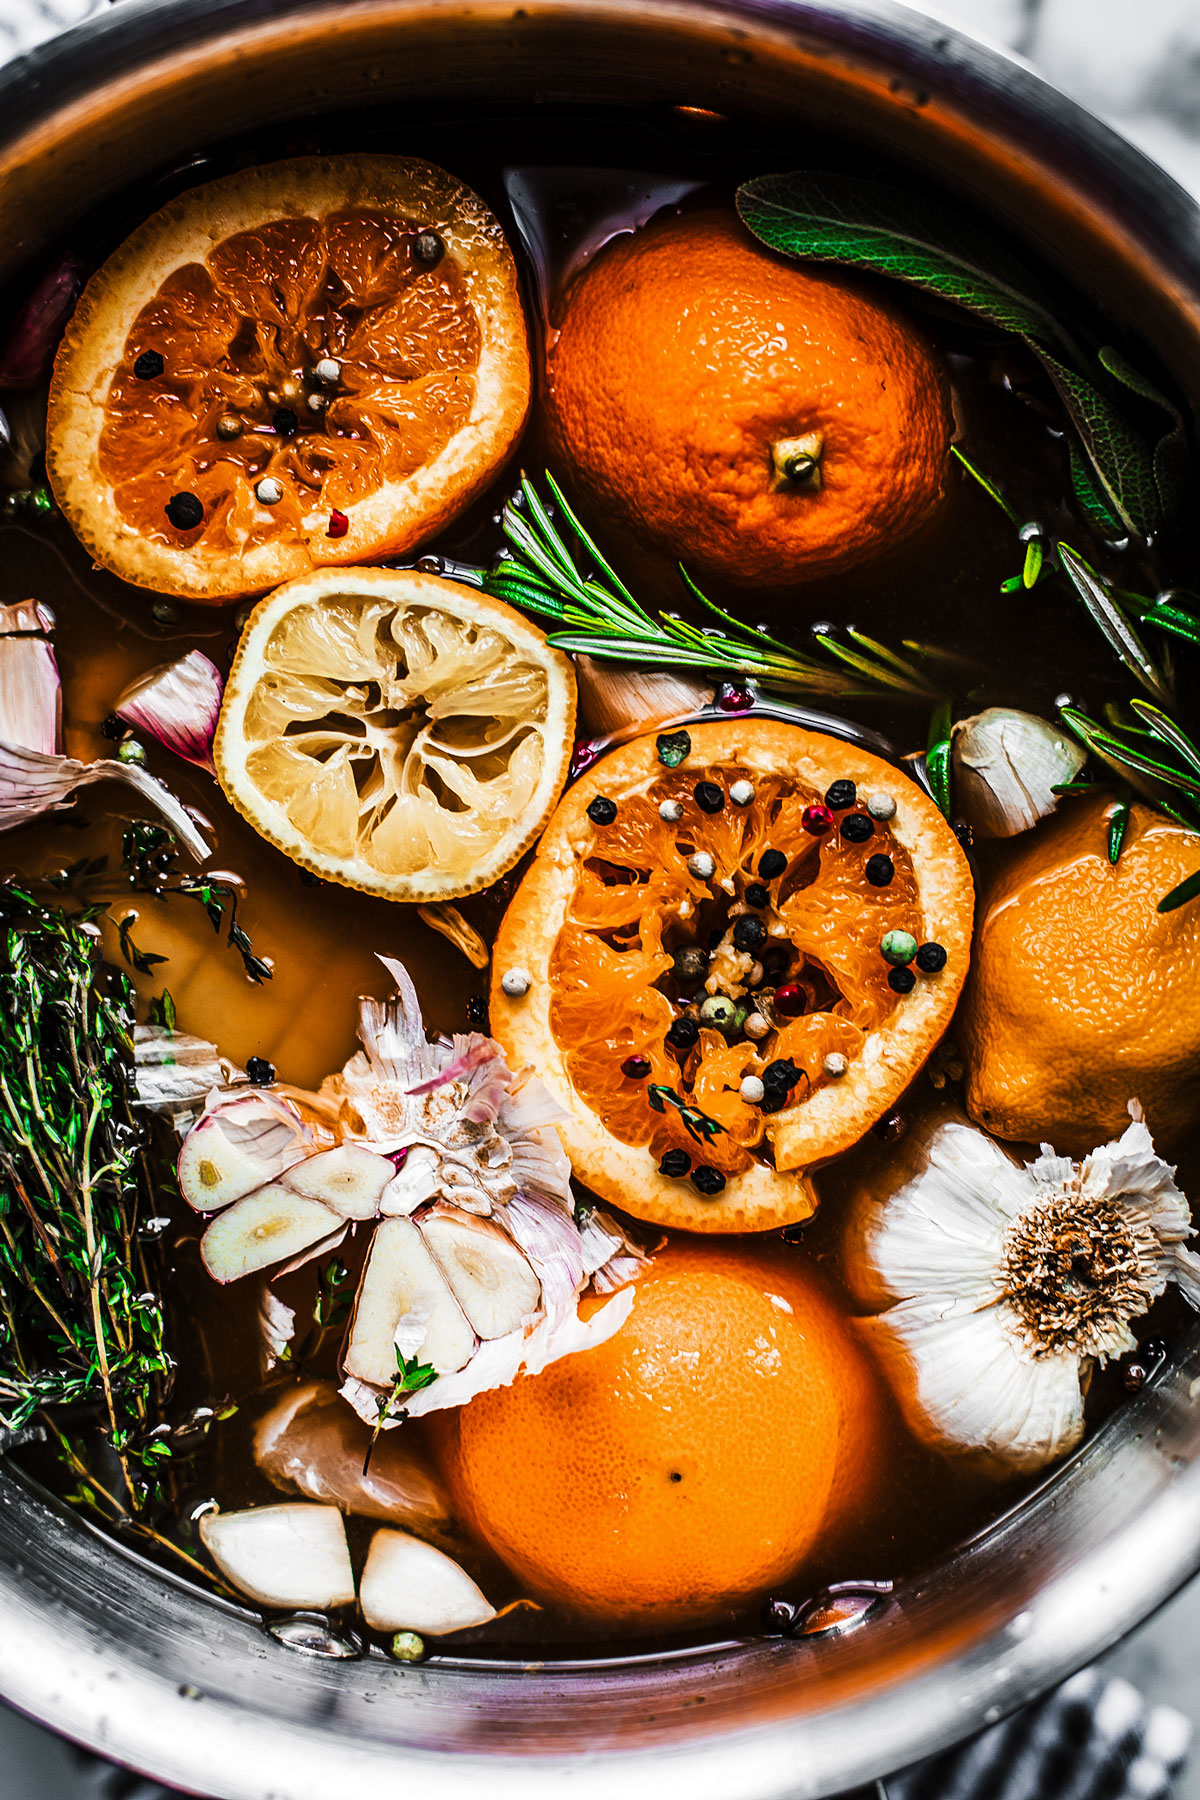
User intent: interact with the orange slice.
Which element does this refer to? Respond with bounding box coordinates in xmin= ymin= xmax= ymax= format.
xmin=214 ymin=568 xmax=575 ymax=902
xmin=491 ymin=720 xmax=973 ymax=1232
xmin=47 ymin=155 xmax=530 ymax=602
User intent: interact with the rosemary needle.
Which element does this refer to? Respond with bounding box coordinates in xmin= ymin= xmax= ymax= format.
xmin=483 ymin=472 xmax=948 ymax=704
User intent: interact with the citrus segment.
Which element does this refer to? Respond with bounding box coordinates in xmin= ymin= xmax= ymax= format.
xmin=214 ymin=568 xmax=575 ymax=901
xmin=545 ymin=210 xmax=951 ymax=587
xmin=47 ymin=156 xmax=530 ymax=601
xmin=492 ymin=720 xmax=972 ymax=1231
xmin=434 ymin=1240 xmax=886 ymax=1626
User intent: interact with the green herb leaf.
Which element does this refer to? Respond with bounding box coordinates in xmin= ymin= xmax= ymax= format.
xmin=926 ymin=701 xmax=953 ymax=818
xmin=1108 ymin=795 xmax=1130 ymax=864
xmin=1058 ymin=546 xmax=1173 ymax=705
xmin=735 ymin=171 xmax=1183 ymax=537
xmin=1158 ymin=867 xmax=1200 ymax=913
xmin=646 ymin=1083 xmax=726 ymax=1143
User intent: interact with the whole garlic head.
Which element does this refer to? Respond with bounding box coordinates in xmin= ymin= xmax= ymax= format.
xmin=952 ymin=707 xmax=1085 ymax=838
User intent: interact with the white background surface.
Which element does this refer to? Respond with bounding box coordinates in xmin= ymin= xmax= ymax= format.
xmin=0 ymin=0 xmax=1199 ymax=1792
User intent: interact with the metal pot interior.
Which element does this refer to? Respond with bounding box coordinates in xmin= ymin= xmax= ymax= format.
xmin=1 ymin=4 xmax=1199 ymax=1796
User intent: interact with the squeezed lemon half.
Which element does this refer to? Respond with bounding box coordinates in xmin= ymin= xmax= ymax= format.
xmin=214 ymin=568 xmax=576 ymax=901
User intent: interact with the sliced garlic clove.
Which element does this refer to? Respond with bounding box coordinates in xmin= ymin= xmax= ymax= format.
xmin=281 ymin=1143 xmax=395 ymax=1219
xmin=344 ymin=1215 xmax=476 ymax=1385
xmin=178 ymin=1098 xmax=309 ymax=1213
xmin=200 ymin=1186 xmax=343 ymax=1283
xmin=574 ymin=654 xmax=713 ymax=737
xmin=418 ymin=1206 xmax=541 ymax=1339
xmin=358 ymin=1527 xmax=495 ymax=1634
xmin=952 ymin=707 xmax=1085 ymax=839
xmin=199 ymin=1503 xmax=356 ymax=1609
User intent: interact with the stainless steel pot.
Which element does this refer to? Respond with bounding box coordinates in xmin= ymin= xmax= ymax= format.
xmin=2 ymin=4 xmax=1200 ymax=1796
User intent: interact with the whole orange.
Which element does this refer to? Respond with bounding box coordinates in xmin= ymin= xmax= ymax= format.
xmin=545 ymin=210 xmax=950 ymax=587
xmin=434 ymin=1240 xmax=884 ymax=1626
xmin=962 ymin=794 xmax=1200 ymax=1155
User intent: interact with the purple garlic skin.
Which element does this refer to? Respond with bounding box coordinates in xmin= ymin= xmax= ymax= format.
xmin=0 ymin=254 xmax=86 ymax=390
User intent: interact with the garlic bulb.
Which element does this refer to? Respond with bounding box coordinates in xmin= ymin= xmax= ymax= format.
xmin=843 ymin=1105 xmax=1200 ymax=1473
xmin=952 ymin=707 xmax=1085 ymax=838
xmin=574 ymin=654 xmax=713 ymax=737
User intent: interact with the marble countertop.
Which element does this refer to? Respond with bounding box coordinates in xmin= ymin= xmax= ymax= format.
xmin=0 ymin=0 xmax=1197 ymax=1795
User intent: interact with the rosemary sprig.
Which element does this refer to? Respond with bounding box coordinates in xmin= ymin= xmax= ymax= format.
xmin=483 ymin=472 xmax=948 ymax=703
xmin=0 ymin=886 xmax=172 ymax=1509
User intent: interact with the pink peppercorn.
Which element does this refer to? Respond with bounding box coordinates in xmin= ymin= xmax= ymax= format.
xmin=717 ymin=682 xmax=755 ymax=714
xmin=774 ymin=984 xmax=805 ymax=1017
xmin=621 ymin=1054 xmax=652 ymax=1079
xmin=570 ymin=737 xmax=604 ymax=779
xmin=327 ymin=508 xmax=349 ymax=538
xmin=801 ymin=804 xmax=835 ymax=836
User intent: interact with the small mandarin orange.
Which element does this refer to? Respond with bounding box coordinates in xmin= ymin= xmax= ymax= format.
xmin=434 ymin=1239 xmax=885 ymax=1626
xmin=545 ymin=210 xmax=951 ymax=587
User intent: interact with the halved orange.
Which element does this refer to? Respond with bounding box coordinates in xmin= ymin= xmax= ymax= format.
xmin=214 ymin=568 xmax=575 ymax=902
xmin=491 ymin=720 xmax=973 ymax=1232
xmin=47 ymin=155 xmax=530 ymax=602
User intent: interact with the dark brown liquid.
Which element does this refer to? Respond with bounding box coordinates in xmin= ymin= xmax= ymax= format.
xmin=3 ymin=96 xmax=1190 ymax=1663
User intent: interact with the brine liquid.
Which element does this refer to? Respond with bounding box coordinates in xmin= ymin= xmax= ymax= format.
xmin=4 ymin=95 xmax=1195 ymax=1662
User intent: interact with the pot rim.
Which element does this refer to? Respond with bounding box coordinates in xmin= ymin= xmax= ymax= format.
xmin=1 ymin=2 xmax=1200 ymax=1796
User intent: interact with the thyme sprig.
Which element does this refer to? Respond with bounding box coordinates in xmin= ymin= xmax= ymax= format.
xmin=0 ymin=887 xmax=172 ymax=1508
xmin=482 ymin=472 xmax=949 ymax=703
xmin=365 ymin=1349 xmax=438 ymax=1471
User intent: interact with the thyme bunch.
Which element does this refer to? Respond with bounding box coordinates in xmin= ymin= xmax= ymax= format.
xmin=0 ymin=886 xmax=172 ymax=1508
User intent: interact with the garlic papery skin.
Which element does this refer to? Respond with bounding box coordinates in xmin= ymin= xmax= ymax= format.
xmin=952 ymin=707 xmax=1085 ymax=838
xmin=574 ymin=654 xmax=713 ymax=737
xmin=844 ymin=1107 xmax=1200 ymax=1474
xmin=0 ymin=600 xmax=59 ymax=754
xmin=116 ymin=650 xmax=223 ymax=773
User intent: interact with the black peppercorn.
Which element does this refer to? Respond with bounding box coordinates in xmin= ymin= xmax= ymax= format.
xmin=841 ymin=813 xmax=874 ymax=844
xmin=824 ymin=779 xmax=857 ymax=810
xmin=272 ymin=406 xmax=299 ymax=438
xmin=744 ymin=882 xmax=771 ymax=910
xmin=101 ymin=713 xmax=124 ymax=740
xmin=466 ymin=996 xmax=488 ymax=1029
xmin=165 ymin=491 xmax=204 ymax=530
xmin=134 ymin=349 xmax=165 ymax=380
xmin=672 ymin=945 xmax=709 ymax=983
xmin=888 ymin=966 xmax=916 ymax=994
xmin=761 ymin=945 xmax=790 ymax=981
xmin=759 ymin=848 xmax=787 ymax=879
xmin=587 ymin=796 xmax=618 ymax=826
xmin=413 ymin=229 xmax=445 ymax=266
xmin=915 ymin=941 xmax=948 ymax=973
xmin=666 ymin=1016 xmax=700 ymax=1051
xmin=694 ymin=780 xmax=724 ymax=814
xmin=659 ymin=1148 xmax=692 ymax=1178
xmin=692 ymin=1165 xmax=726 ymax=1196
xmin=874 ymin=1110 xmax=907 ymax=1143
xmin=732 ymin=914 xmax=767 ymax=953
xmin=246 ymin=1056 xmax=275 ymax=1085
xmin=865 ymin=854 xmax=895 ymax=887
xmin=759 ymin=1089 xmax=789 ymax=1114
xmin=762 ymin=1058 xmax=799 ymax=1092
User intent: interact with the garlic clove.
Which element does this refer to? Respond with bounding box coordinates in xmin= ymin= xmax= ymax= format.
xmin=418 ymin=1206 xmax=542 ymax=1339
xmin=199 ymin=1503 xmax=356 ymax=1610
xmin=178 ymin=1097 xmax=310 ymax=1212
xmin=116 ymin=650 xmax=223 ymax=773
xmin=255 ymin=1380 xmax=458 ymax=1539
xmin=358 ymin=1527 xmax=496 ymax=1634
xmin=951 ymin=707 xmax=1085 ymax=839
xmin=574 ymin=654 xmax=713 ymax=737
xmin=281 ymin=1143 xmax=396 ymax=1219
xmin=0 ymin=600 xmax=59 ymax=755
xmin=344 ymin=1215 xmax=476 ymax=1385
xmin=200 ymin=1187 xmax=343 ymax=1283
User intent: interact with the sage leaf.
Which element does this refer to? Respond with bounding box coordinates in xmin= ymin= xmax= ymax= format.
xmin=735 ymin=171 xmax=1183 ymax=538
